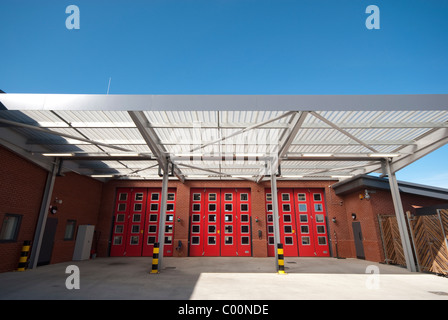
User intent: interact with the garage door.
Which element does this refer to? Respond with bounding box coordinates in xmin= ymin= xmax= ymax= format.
xmin=266 ymin=188 xmax=330 ymax=257
xmin=110 ymin=187 xmax=176 ymax=257
xmin=189 ymin=188 xmax=252 ymax=257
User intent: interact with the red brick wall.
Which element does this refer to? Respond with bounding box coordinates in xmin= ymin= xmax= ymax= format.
xmin=0 ymin=147 xmax=47 ymax=272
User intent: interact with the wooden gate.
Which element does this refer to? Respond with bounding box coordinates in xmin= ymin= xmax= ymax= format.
xmin=407 ymin=209 xmax=448 ymax=276
xmin=378 ymin=215 xmax=406 ymax=267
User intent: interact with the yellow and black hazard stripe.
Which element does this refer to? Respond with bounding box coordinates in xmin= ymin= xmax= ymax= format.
xmin=17 ymin=240 xmax=31 ymax=271
xmin=277 ymin=243 xmax=286 ymax=274
xmin=150 ymin=242 xmax=160 ymax=274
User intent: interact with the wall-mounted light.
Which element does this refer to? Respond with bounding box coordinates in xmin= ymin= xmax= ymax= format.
xmin=332 ymin=217 xmax=337 ymax=223
xmin=351 ymin=213 xmax=357 ymax=220
xmin=49 ymin=205 xmax=58 ymax=214
xmin=177 ymin=216 xmax=181 ymax=222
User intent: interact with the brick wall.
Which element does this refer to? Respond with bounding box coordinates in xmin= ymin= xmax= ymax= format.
xmin=0 ymin=147 xmax=47 ymax=272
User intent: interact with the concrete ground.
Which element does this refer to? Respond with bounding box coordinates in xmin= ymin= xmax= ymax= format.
xmin=0 ymin=256 xmax=447 ymax=300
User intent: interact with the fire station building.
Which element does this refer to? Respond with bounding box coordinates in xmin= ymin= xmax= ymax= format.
xmin=1 ymin=94 xmax=448 ymax=274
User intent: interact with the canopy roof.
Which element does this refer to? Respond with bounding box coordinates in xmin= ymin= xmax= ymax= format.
xmin=1 ymin=94 xmax=448 ymax=182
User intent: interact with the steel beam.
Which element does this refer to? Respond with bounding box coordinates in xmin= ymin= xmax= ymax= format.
xmin=270 ymin=162 xmax=282 ymax=272
xmin=156 ymin=162 xmax=169 ymax=272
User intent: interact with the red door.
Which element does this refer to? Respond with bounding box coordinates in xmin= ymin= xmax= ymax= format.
xmin=294 ymin=189 xmax=315 ymax=257
xmin=236 ymin=189 xmax=252 ymax=256
xmin=124 ymin=189 xmax=147 ymax=256
xmin=278 ymin=189 xmax=299 ymax=257
xmin=221 ymin=189 xmax=237 ymax=256
xmin=204 ymin=189 xmax=221 ymax=256
xmin=189 ymin=189 xmax=205 ymax=256
xmin=309 ymin=189 xmax=330 ymax=257
xmin=110 ymin=188 xmax=131 ymax=256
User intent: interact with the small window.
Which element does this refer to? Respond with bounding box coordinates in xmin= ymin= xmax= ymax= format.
xmin=267 ymin=214 xmax=273 ymax=222
xmin=166 ymin=203 xmax=174 ymax=211
xmin=135 ymin=193 xmax=144 ymax=201
xmin=315 ymin=204 xmax=323 ymax=212
xmin=208 ymin=225 xmax=216 ymax=233
xmin=191 ymin=236 xmax=200 ymax=245
xmin=117 ymin=203 xmax=126 ymax=212
xmin=299 ymin=214 xmax=308 ymax=223
xmin=134 ymin=203 xmax=143 ymax=212
xmin=283 ymin=214 xmax=292 ymax=223
xmin=302 ymin=236 xmax=311 ymax=245
xmin=266 ymin=193 xmax=272 ymax=201
xmin=241 ymin=225 xmax=249 ymax=233
xmin=147 ymin=236 xmax=156 ymax=244
xmin=150 ymin=203 xmax=159 ymax=211
xmin=225 ymin=236 xmax=233 ymax=245
xmin=208 ymin=193 xmax=216 ymax=201
xmin=132 ymin=214 xmax=141 ymax=222
xmin=208 ymin=236 xmax=216 ymax=245
xmin=130 ymin=236 xmax=139 ymax=245
xmin=208 ymin=203 xmax=216 ymax=212
xmin=149 ymin=214 xmax=158 ymax=222
xmin=313 ymin=193 xmax=322 ymax=201
xmin=282 ymin=193 xmax=290 ymax=201
xmin=318 ymin=236 xmax=327 ymax=245
xmin=225 ymin=193 xmax=233 ymax=201
xmin=241 ymin=214 xmax=249 ymax=222
xmin=301 ymin=225 xmax=309 ymax=234
xmin=64 ymin=220 xmax=76 ymax=240
xmin=225 ymin=214 xmax=233 ymax=222
xmin=317 ymin=225 xmax=326 ymax=234
xmin=241 ymin=204 xmax=249 ymax=212
xmin=119 ymin=193 xmax=127 ymax=201
xmin=166 ymin=214 xmax=174 ymax=222
xmin=282 ymin=204 xmax=291 ymax=212
xmin=268 ymin=225 xmax=274 ymax=234
xmin=268 ymin=236 xmax=274 ymax=245
xmin=148 ymin=225 xmax=157 ymax=233
xmin=131 ymin=225 xmax=140 ymax=233
xmin=192 ymin=214 xmax=201 ymax=222
xmin=298 ymin=204 xmax=307 ymax=212
xmin=192 ymin=225 xmax=200 ymax=233
xmin=165 ymin=225 xmax=173 ymax=233
xmin=285 ymin=237 xmax=294 ymax=245
xmin=113 ymin=236 xmax=122 ymax=245
xmin=167 ymin=193 xmax=175 ymax=201
xmin=240 ymin=193 xmax=248 ymax=201
xmin=241 ymin=236 xmax=250 ymax=245
xmin=193 ymin=193 xmax=201 ymax=201
xmin=284 ymin=226 xmax=293 ymax=233
xmin=225 ymin=225 xmax=233 ymax=233
xmin=192 ymin=204 xmax=201 ymax=212
xmin=208 ymin=214 xmax=216 ymax=222
xmin=315 ymin=214 xmax=324 ymax=222
xmin=225 ymin=204 xmax=233 ymax=212
xmin=151 ymin=193 xmax=159 ymax=201
xmin=297 ymin=193 xmax=306 ymax=201
xmin=165 ymin=236 xmax=172 ymax=244
xmin=115 ymin=225 xmax=124 ymax=234
xmin=267 ymin=204 xmax=273 ymax=212
xmin=116 ymin=214 xmax=125 ymax=222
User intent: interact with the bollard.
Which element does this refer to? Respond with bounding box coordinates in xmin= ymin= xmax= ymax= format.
xmin=150 ymin=242 xmax=160 ymax=274
xmin=277 ymin=243 xmax=286 ymax=275
xmin=17 ymin=240 xmax=31 ymax=271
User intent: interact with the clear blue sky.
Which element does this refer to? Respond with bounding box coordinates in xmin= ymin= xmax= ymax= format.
xmin=1 ymin=1 xmax=448 ymax=187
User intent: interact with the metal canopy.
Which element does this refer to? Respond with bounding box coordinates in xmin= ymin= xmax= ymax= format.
xmin=1 ymin=94 xmax=448 ymax=182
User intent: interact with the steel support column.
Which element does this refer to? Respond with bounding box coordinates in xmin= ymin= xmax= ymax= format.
xmin=270 ymin=162 xmax=282 ymax=271
xmin=156 ymin=162 xmax=169 ymax=272
xmin=28 ymin=158 xmax=60 ymax=269
xmin=385 ymin=159 xmax=417 ymax=272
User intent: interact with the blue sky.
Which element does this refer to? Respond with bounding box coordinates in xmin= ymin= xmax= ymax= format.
xmin=1 ymin=0 xmax=448 ymax=187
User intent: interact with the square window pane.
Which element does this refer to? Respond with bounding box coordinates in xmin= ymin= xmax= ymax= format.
xmin=191 ymin=236 xmax=200 ymax=245
xmin=149 ymin=214 xmax=158 ymax=222
xmin=209 ymin=203 xmax=216 ymax=211
xmin=241 ymin=214 xmax=249 ymax=222
xmin=130 ymin=236 xmax=139 ymax=245
xmin=301 ymin=226 xmax=309 ymax=234
xmin=165 ymin=236 xmax=172 ymax=244
xmin=267 ymin=214 xmax=273 ymax=222
xmin=267 ymin=204 xmax=273 ymax=212
xmin=192 ymin=214 xmax=201 ymax=222
xmin=193 ymin=193 xmax=201 ymax=201
xmin=299 ymin=204 xmax=307 ymax=212
xmin=241 ymin=225 xmax=249 ymax=233
xmin=282 ymin=193 xmax=290 ymax=201
xmin=165 ymin=225 xmax=173 ymax=233
xmin=318 ymin=236 xmax=327 ymax=245
xmin=297 ymin=193 xmax=306 ymax=201
xmin=192 ymin=225 xmax=200 ymax=233
xmin=167 ymin=193 xmax=175 ymax=201
xmin=240 ymin=193 xmax=248 ymax=201
xmin=268 ymin=236 xmax=274 ymax=245
xmin=268 ymin=225 xmax=274 ymax=233
xmin=147 ymin=236 xmax=156 ymax=244
xmin=241 ymin=236 xmax=250 ymax=245
xmin=132 ymin=214 xmax=141 ymax=222
xmin=225 ymin=236 xmax=233 ymax=245
xmin=316 ymin=214 xmax=324 ymax=222
xmin=150 ymin=203 xmax=159 ymax=211
xmin=134 ymin=203 xmax=142 ymax=211
xmin=317 ymin=225 xmax=326 ymax=234
xmin=282 ymin=204 xmax=291 ymax=212
xmin=315 ymin=204 xmax=323 ymax=212
xmin=166 ymin=214 xmax=174 ymax=222
xmin=193 ymin=204 xmax=201 ymax=212
xmin=225 ymin=193 xmax=232 ymax=201
xmin=148 ymin=225 xmax=157 ymax=233
xmin=115 ymin=225 xmax=124 ymax=234
xmin=113 ymin=236 xmax=122 ymax=245
xmin=131 ymin=225 xmax=140 ymax=233
xmin=208 ymin=214 xmax=216 ymax=222
xmin=225 ymin=204 xmax=233 ymax=212
xmin=116 ymin=214 xmax=125 ymax=222
xmin=151 ymin=193 xmax=159 ymax=201
xmin=208 ymin=193 xmax=216 ymax=201
xmin=166 ymin=203 xmax=174 ymax=211
xmin=224 ymin=214 xmax=233 ymax=222
xmin=284 ymin=226 xmax=293 ymax=233
xmin=118 ymin=203 xmax=126 ymax=212
xmin=285 ymin=237 xmax=294 ymax=245
xmin=300 ymin=214 xmax=308 ymax=223
xmin=283 ymin=214 xmax=292 ymax=222
xmin=241 ymin=204 xmax=248 ymax=212
xmin=302 ymin=236 xmax=311 ymax=245
xmin=225 ymin=225 xmax=233 ymax=233
xmin=313 ymin=193 xmax=322 ymax=201
xmin=208 ymin=236 xmax=216 ymax=245
xmin=266 ymin=193 xmax=272 ymax=201
xmin=135 ymin=193 xmax=143 ymax=201
xmin=208 ymin=225 xmax=216 ymax=233
xmin=119 ymin=193 xmax=127 ymax=201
